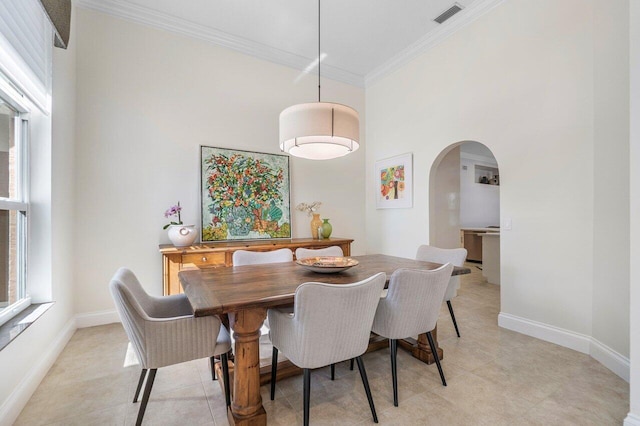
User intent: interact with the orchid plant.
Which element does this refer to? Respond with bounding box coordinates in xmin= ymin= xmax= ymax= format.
xmin=163 ymin=202 xmax=183 ymax=229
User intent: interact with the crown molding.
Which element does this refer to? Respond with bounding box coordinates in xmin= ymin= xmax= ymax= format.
xmin=365 ymin=0 xmax=506 ymax=87
xmin=74 ymin=0 xmax=365 ymax=87
xmin=74 ymin=0 xmax=506 ymax=90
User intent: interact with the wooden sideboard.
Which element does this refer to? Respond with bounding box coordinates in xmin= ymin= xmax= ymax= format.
xmin=159 ymin=237 xmax=353 ymax=295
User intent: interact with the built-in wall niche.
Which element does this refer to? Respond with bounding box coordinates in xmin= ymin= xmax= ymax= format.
xmin=475 ymin=164 xmax=499 ymax=185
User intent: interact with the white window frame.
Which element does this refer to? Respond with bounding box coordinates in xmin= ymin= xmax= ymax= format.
xmin=0 ymin=80 xmax=30 ymax=327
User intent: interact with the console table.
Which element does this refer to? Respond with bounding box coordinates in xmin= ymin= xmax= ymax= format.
xmin=159 ymin=237 xmax=353 ymax=295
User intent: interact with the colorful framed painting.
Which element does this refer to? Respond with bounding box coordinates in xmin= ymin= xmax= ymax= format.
xmin=375 ymin=153 xmax=413 ymax=209
xmin=200 ymin=146 xmax=291 ymax=242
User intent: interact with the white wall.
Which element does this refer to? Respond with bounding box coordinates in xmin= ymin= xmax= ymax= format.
xmin=459 ymin=153 xmax=500 ymax=228
xmin=367 ymin=0 xmax=629 ymax=367
xmin=429 ymin=145 xmax=460 ymax=249
xmin=626 ymin=0 xmax=640 ymax=422
xmin=73 ymin=8 xmax=366 ymax=315
xmin=0 ymin=10 xmax=77 ymax=423
xmin=591 ymin=0 xmax=630 ymax=369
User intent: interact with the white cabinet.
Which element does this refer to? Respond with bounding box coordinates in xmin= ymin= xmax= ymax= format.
xmin=480 ymin=233 xmax=500 ymax=285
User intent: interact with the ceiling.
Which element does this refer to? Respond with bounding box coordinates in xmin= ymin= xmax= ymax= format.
xmin=75 ymin=0 xmax=500 ymax=87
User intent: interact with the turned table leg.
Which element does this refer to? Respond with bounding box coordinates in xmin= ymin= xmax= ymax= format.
xmin=397 ymin=324 xmax=443 ymax=364
xmin=227 ymin=308 xmax=267 ymax=426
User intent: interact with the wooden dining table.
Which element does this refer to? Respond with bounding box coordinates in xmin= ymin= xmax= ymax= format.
xmin=179 ymin=254 xmax=470 ymax=426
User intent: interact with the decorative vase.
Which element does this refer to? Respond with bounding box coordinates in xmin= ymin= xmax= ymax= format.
xmin=168 ymin=224 xmax=198 ymax=247
xmin=226 ymin=206 xmax=253 ymax=237
xmin=310 ymin=213 xmax=323 ymax=239
xmin=321 ymin=219 xmax=332 ymax=239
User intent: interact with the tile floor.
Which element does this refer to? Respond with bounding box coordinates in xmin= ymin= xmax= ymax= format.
xmin=16 ymin=264 xmax=629 ymax=425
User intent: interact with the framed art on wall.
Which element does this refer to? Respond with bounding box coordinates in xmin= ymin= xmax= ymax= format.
xmin=200 ymin=146 xmax=291 ymax=242
xmin=375 ymin=153 xmax=413 ymax=209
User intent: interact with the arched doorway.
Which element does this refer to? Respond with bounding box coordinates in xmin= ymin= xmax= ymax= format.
xmin=429 ymin=141 xmax=501 ymax=285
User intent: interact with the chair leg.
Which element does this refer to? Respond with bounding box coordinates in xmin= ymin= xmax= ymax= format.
xmin=426 ymin=331 xmax=447 ymax=386
xmin=390 ymin=339 xmax=398 ymax=407
xmin=350 ymin=358 xmax=354 ymax=370
xmin=221 ymin=353 xmax=231 ymax=407
xmin=303 ymin=368 xmax=311 ymax=426
xmin=270 ymin=347 xmax=278 ymax=401
xmin=133 ymin=369 xmax=147 ymax=403
xmin=136 ymin=368 xmax=157 ymax=426
xmin=447 ymin=300 xmax=461 ymax=338
xmin=330 ymin=363 xmax=335 ymax=380
xmin=210 ymin=356 xmax=217 ymax=380
xmin=355 ymin=356 xmax=378 ymax=423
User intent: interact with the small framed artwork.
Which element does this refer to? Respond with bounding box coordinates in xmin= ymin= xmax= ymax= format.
xmin=375 ymin=153 xmax=413 ymax=209
xmin=200 ymin=146 xmax=291 ymax=242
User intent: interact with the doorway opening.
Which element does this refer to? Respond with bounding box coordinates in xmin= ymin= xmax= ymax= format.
xmin=429 ymin=141 xmax=501 ymax=286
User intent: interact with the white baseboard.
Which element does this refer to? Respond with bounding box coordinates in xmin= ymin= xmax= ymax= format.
xmin=591 ymin=338 xmax=630 ymax=382
xmin=75 ymin=309 xmax=120 ymax=328
xmin=0 ymin=317 xmax=76 ymax=426
xmin=498 ymin=312 xmax=630 ymax=382
xmin=624 ymin=413 xmax=640 ymax=426
xmin=498 ymin=312 xmax=591 ymax=353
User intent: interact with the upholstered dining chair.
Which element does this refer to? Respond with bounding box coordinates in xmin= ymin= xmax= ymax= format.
xmin=232 ymin=248 xmax=293 ymax=265
xmin=295 ymin=245 xmax=344 ymax=259
xmin=232 ymin=248 xmax=294 ymax=335
xmin=109 ymin=268 xmax=231 ymax=426
xmin=415 ymin=245 xmax=468 ymax=337
xmin=268 ymin=273 xmax=387 ymax=426
xmin=371 ymin=264 xmax=454 ymax=406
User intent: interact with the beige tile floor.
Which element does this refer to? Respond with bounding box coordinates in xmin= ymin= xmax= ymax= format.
xmin=16 ymin=264 xmax=629 ymax=425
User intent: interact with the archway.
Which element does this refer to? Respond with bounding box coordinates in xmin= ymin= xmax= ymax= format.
xmin=429 ymin=140 xmax=501 ymax=285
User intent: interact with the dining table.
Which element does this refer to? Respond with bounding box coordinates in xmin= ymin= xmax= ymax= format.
xmin=179 ymin=253 xmax=471 ymax=426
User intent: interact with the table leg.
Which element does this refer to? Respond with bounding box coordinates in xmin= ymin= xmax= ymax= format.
xmin=397 ymin=324 xmax=443 ymax=364
xmin=227 ymin=308 xmax=267 ymax=426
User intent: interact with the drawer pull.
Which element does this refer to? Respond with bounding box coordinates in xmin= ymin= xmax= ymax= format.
xmin=202 ymin=256 xmax=207 ymax=262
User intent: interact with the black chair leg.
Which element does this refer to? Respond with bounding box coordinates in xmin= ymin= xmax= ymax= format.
xmin=303 ymin=368 xmax=311 ymax=426
xmin=426 ymin=331 xmax=446 ymax=386
xmin=355 ymin=356 xmax=378 ymax=423
xmin=350 ymin=358 xmax=354 ymax=370
xmin=390 ymin=339 xmax=398 ymax=407
xmin=447 ymin=300 xmax=461 ymax=338
xmin=133 ymin=369 xmax=147 ymax=403
xmin=136 ymin=368 xmax=157 ymax=426
xmin=270 ymin=347 xmax=278 ymax=400
xmin=210 ymin=356 xmax=217 ymax=380
xmin=221 ymin=353 xmax=231 ymax=407
xmin=330 ymin=363 xmax=335 ymax=380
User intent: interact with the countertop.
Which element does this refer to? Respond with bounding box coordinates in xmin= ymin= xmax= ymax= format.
xmin=460 ymin=227 xmax=501 ymax=232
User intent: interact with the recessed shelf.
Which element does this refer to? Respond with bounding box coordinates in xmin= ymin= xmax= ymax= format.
xmin=474 ymin=164 xmax=499 ymax=185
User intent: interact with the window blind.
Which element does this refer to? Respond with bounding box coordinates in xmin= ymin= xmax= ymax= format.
xmin=0 ymin=0 xmax=53 ymax=113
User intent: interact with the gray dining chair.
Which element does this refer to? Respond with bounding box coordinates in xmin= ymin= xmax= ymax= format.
xmin=109 ymin=268 xmax=231 ymax=426
xmin=371 ymin=264 xmax=454 ymax=406
xmin=415 ymin=245 xmax=468 ymax=337
xmin=295 ymin=246 xmax=344 ymax=259
xmin=268 ymin=273 xmax=387 ymax=426
xmin=232 ymin=248 xmax=293 ymax=265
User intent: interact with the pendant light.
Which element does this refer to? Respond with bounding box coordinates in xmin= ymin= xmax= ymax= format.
xmin=279 ymin=0 xmax=360 ymax=160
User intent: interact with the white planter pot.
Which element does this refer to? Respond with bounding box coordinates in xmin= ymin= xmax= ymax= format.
xmin=167 ymin=224 xmax=198 ymax=247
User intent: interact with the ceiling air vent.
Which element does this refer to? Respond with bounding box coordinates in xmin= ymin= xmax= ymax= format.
xmin=434 ymin=3 xmax=463 ymax=24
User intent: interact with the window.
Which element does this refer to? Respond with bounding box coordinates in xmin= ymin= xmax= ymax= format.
xmin=0 ymin=96 xmax=28 ymax=326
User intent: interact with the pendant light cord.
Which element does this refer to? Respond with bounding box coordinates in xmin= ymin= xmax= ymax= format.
xmin=318 ymin=0 xmax=321 ymax=102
